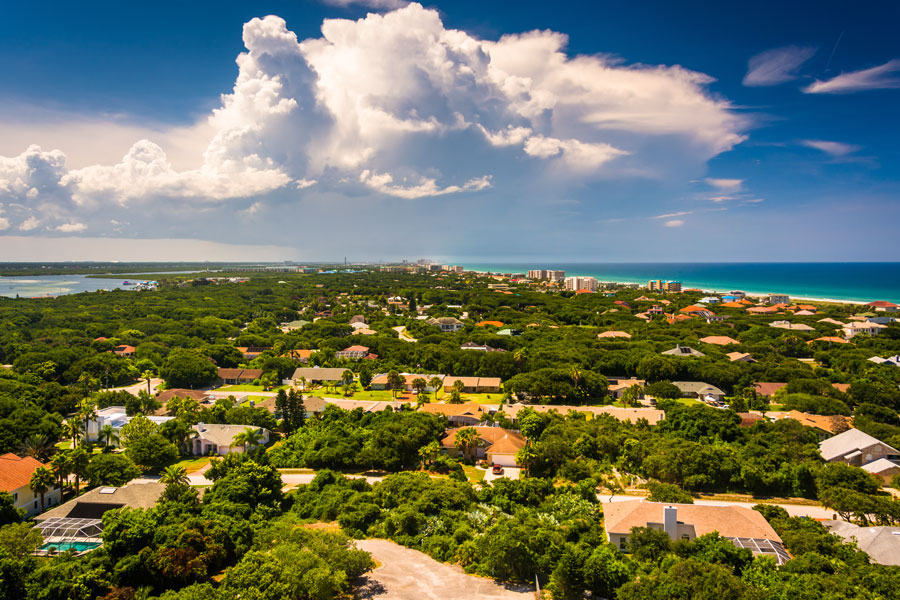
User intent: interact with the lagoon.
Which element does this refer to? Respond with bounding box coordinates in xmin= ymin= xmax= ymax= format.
xmin=0 ymin=274 xmax=147 ymax=298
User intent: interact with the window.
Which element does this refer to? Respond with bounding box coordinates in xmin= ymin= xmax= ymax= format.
xmin=34 ymin=501 xmax=38 ymax=509
xmin=619 ymin=538 xmax=627 ymax=550
xmin=12 ymin=493 xmax=17 ymax=502
xmin=682 ymin=535 xmax=690 ymax=540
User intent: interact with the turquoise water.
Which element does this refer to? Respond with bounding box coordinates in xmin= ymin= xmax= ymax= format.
xmin=0 ymin=275 xmax=142 ymax=298
xmin=457 ymin=262 xmax=900 ymax=304
xmin=40 ymin=541 xmax=100 ymax=553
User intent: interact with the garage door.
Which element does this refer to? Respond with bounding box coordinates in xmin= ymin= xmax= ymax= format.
xmin=489 ymin=453 xmax=517 ymax=467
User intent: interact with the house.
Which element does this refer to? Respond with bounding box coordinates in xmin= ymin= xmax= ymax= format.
xmin=217 ymin=368 xmax=263 ymax=385
xmin=0 ymin=453 xmax=62 ymax=517
xmin=156 ymin=389 xmax=213 ymax=408
xmin=250 ymin=395 xmax=328 ymax=418
xmin=672 ymin=381 xmax=726 ymax=402
xmin=497 ymin=328 xmax=522 ymax=336
xmin=602 ymin=500 xmax=790 ymax=564
xmin=824 ymin=521 xmax=900 ymax=565
xmin=352 ymin=328 xmax=377 ymax=336
xmin=769 ymin=321 xmax=815 ymax=331
xmin=867 ymin=301 xmax=899 ymax=313
xmin=289 ymin=367 xmax=348 ymax=386
xmin=442 ymin=376 xmax=502 ymax=393
xmin=737 ymin=412 xmax=765 ymax=427
xmin=370 ymin=373 xmax=444 ymax=392
xmin=843 ymin=321 xmax=887 ymax=340
xmin=747 ymin=306 xmax=780 ymax=315
xmin=502 ymin=403 xmax=665 ymax=425
xmin=476 ymin=320 xmax=504 ymax=328
xmin=771 ymin=411 xmax=852 ymax=440
xmin=818 ymin=318 xmax=846 ymax=326
xmin=608 ymin=378 xmax=646 ymax=400
xmin=419 ymin=402 xmax=495 ymax=426
xmin=440 ymin=426 xmax=526 ymax=466
xmin=861 ymin=458 xmax=900 ymax=484
xmin=235 ymin=346 xmax=271 ymax=360
xmin=85 ymin=406 xmax=173 ymax=444
xmin=460 ymin=342 xmax=506 ymax=352
xmin=280 ymin=320 xmax=309 ymax=332
xmin=191 ymin=424 xmax=270 ymax=455
xmin=282 ymin=349 xmax=317 ymax=363
xmin=336 ymin=345 xmax=371 ymax=359
xmin=869 ymin=355 xmax=900 ymax=367
xmin=753 ymin=382 xmax=787 ymax=398
xmin=428 ymin=317 xmax=464 ymax=332
xmin=34 ymin=481 xmax=164 ymax=552
xmin=699 ymin=335 xmax=739 ymax=346
xmin=766 ymin=294 xmax=790 ymax=305
xmin=326 ymin=398 xmax=406 ymax=412
xmin=680 ymin=305 xmax=715 ymax=318
xmin=727 ymin=352 xmax=756 ymax=363
xmin=699 ymin=296 xmax=720 ymax=304
xmin=113 ymin=345 xmax=136 ymax=357
xmin=662 ymin=345 xmax=705 ymax=358
xmin=647 ymin=305 xmax=665 ymax=315
xmin=598 ymin=331 xmax=632 ymax=339
xmin=819 ymin=428 xmax=899 ymax=467
xmin=349 ymin=315 xmax=367 ymax=325
xmin=809 ymin=336 xmax=849 ymax=345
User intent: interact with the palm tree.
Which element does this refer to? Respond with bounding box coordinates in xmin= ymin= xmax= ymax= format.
xmin=412 ymin=377 xmax=428 ymax=396
xmin=140 ymin=370 xmax=155 ymax=395
xmin=516 ymin=445 xmax=537 ymax=477
xmin=454 ymin=427 xmax=479 ymax=461
xmin=63 ymin=419 xmax=84 ymax=449
xmin=230 ymin=428 xmax=264 ymax=453
xmin=50 ymin=452 xmax=71 ymax=493
xmin=29 ymin=467 xmax=55 ymax=513
xmin=160 ymin=465 xmax=189 ymax=487
xmin=78 ymin=400 xmax=97 ymax=443
xmin=429 ymin=376 xmax=444 ymax=399
xmin=98 ymin=425 xmax=120 ymax=450
xmin=386 ymin=370 xmax=405 ymax=399
xmin=341 ymin=370 xmax=355 ymax=385
xmin=20 ymin=434 xmax=54 ymax=462
xmin=68 ymin=448 xmax=90 ymax=497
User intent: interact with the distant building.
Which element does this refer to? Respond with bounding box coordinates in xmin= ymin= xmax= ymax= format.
xmin=336 ymin=345 xmax=371 ymax=359
xmin=427 ymin=316 xmax=464 ymax=332
xmin=548 ymin=270 xmax=566 ymax=282
xmin=824 ymin=521 xmax=900 ymax=565
xmin=766 ymin=294 xmax=790 ymax=305
xmin=85 ymin=406 xmax=173 ymax=444
xmin=527 ymin=269 xmax=548 ymax=280
xmin=564 ymin=276 xmax=599 ymax=292
xmin=662 ymin=344 xmax=705 ymax=358
xmin=867 ymin=301 xmax=899 ymax=313
xmin=217 ymin=368 xmax=264 ymax=385
xmin=672 ymin=381 xmax=726 ymax=402
xmin=192 ymin=424 xmax=270 ymax=455
xmin=843 ymin=321 xmax=887 ymax=339
xmin=648 ymin=280 xmax=682 ymax=293
xmin=440 ymin=426 xmax=526 ymax=467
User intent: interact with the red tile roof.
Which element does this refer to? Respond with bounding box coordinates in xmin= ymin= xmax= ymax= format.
xmin=0 ymin=453 xmax=47 ymax=493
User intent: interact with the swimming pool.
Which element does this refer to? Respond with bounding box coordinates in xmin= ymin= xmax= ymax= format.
xmin=39 ymin=541 xmax=101 ymax=553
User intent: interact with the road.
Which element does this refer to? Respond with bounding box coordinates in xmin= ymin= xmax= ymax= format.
xmin=392 ymin=326 xmax=417 ymax=343
xmin=355 ymin=539 xmax=533 ymax=600
xmin=602 ymin=494 xmax=836 ymax=519
xmin=105 ymin=378 xmax=163 ymax=396
xmin=187 ymin=469 xmax=385 ymax=488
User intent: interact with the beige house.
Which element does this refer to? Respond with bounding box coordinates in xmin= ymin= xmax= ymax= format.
xmin=0 ymin=453 xmax=61 ymax=517
xmin=603 ymin=500 xmax=789 ymax=564
xmin=442 ymin=376 xmax=502 ymax=393
xmin=191 ymin=424 xmax=270 ymax=455
xmin=843 ymin=321 xmax=888 ymax=340
xmin=819 ymin=428 xmax=899 ymax=467
xmin=440 ymin=426 xmax=525 ymax=467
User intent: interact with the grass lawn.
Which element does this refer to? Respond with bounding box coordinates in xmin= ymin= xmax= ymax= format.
xmin=463 ymin=465 xmax=486 ymax=483
xmin=172 ymin=457 xmax=211 ymax=473
xmin=56 ymin=440 xmax=72 ymax=450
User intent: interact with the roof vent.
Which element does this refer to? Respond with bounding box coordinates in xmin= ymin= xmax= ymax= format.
xmin=99 ymin=487 xmax=117 ymax=494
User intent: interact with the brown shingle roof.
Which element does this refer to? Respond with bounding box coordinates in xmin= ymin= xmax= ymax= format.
xmin=603 ymin=500 xmax=782 ymax=542
xmin=699 ymin=335 xmax=740 ymax=346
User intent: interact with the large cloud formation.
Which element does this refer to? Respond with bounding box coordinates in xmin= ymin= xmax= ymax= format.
xmin=0 ymin=3 xmax=746 ymax=235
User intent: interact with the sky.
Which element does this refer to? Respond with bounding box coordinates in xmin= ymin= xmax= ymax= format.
xmin=0 ymin=0 xmax=898 ymax=262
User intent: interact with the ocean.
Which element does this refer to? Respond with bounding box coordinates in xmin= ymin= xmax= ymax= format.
xmin=456 ymin=263 xmax=900 ymax=304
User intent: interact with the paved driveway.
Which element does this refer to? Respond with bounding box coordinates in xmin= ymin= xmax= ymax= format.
xmin=483 ymin=466 xmax=521 ymax=484
xmin=355 ymin=539 xmax=533 ymax=600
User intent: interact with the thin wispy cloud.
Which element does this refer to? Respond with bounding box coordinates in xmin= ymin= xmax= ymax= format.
xmin=705 ymin=178 xmax=743 ymax=192
xmin=800 ymin=139 xmax=861 ymax=157
xmin=652 ymin=210 xmax=692 ymax=219
xmin=743 ymin=46 xmax=817 ymax=86
xmin=320 ymin=0 xmax=408 ymax=8
xmin=804 ymin=59 xmax=900 ymax=93
xmin=664 ymin=219 xmax=685 ymax=227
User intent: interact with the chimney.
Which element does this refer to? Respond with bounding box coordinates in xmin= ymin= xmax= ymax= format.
xmin=198 ymin=422 xmax=206 ymax=432
xmin=663 ymin=506 xmax=678 ymax=540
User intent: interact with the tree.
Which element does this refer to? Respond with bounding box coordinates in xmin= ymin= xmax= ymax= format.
xmin=63 ymin=419 xmax=84 ymax=449
xmin=418 ymin=440 xmax=440 ymax=469
xmin=68 ymin=447 xmax=90 ymax=496
xmin=429 ymin=376 xmax=444 ymax=398
xmin=0 ymin=492 xmax=25 ymax=526
xmin=29 ymin=466 xmax=55 ymax=513
xmin=50 ymin=452 xmax=71 ymax=493
xmin=86 ymin=453 xmax=141 ymax=486
xmin=358 ymin=370 xmax=372 ymax=389
xmin=412 ymin=377 xmax=428 ymax=396
xmin=276 ymin=389 xmax=306 ymax=435
xmin=644 ymin=381 xmax=682 ymax=400
xmin=121 ymin=415 xmax=159 ymax=447
xmin=126 ymin=434 xmax=179 ymax=472
xmin=628 ymin=526 xmax=673 ymax=563
xmin=19 ymin=434 xmax=54 ymax=462
xmin=98 ymin=424 xmax=120 ymax=450
xmin=160 ymin=348 xmax=217 ymax=389
xmin=646 ymin=481 xmax=694 ymax=504
xmin=454 ymin=427 xmax=479 ymax=460
xmin=160 ymin=465 xmax=190 ymax=487
xmin=341 ymin=369 xmax=355 ymax=385
xmin=622 ymin=384 xmax=643 ymax=408
xmin=386 ymin=370 xmax=405 ymax=399
xmin=140 ymin=370 xmax=155 ymax=395
xmin=231 ymin=428 xmax=265 ymax=453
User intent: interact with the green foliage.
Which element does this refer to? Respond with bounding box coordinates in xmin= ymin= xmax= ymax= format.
xmin=160 ymin=349 xmax=217 ymax=389
xmin=85 ymin=453 xmax=141 ymax=486
xmin=646 ymin=481 xmax=694 ymax=504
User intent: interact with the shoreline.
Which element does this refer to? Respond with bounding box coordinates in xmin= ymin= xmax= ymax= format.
xmin=468 ymin=269 xmax=875 ymax=306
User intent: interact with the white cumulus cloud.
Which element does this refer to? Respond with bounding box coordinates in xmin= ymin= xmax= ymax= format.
xmin=743 ymin=46 xmax=817 ymax=86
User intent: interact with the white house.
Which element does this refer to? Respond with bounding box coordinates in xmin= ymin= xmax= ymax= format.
xmin=843 ymin=321 xmax=887 ymax=340
xmin=85 ymin=406 xmax=173 ymax=444
xmin=191 ymin=424 xmax=270 ymax=455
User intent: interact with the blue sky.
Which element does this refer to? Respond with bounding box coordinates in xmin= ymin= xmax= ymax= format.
xmin=0 ymin=0 xmax=898 ymax=262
